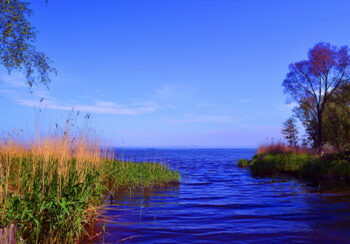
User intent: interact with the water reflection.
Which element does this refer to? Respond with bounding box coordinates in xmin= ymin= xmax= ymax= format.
xmin=112 ymin=186 xmax=180 ymax=208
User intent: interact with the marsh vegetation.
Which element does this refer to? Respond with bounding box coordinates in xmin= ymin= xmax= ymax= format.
xmin=0 ymin=116 xmax=179 ymax=243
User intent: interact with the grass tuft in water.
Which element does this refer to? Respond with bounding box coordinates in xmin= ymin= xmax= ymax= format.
xmin=236 ymin=159 xmax=250 ymax=168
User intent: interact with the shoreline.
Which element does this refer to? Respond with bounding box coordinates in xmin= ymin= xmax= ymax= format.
xmin=237 ymin=152 xmax=350 ymax=189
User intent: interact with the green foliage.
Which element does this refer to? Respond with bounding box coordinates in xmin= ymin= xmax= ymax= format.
xmin=103 ymin=160 xmax=180 ymax=192
xmin=0 ymin=156 xmax=179 ymax=243
xmin=0 ymin=156 xmax=104 ymax=243
xmin=281 ymin=118 xmax=298 ymax=146
xmin=236 ymin=159 xmax=250 ymax=168
xmin=294 ymin=102 xmax=318 ymax=148
xmin=247 ymin=152 xmax=350 ymax=188
xmin=295 ymin=83 xmax=350 ymax=151
xmin=0 ymin=0 xmax=56 ymax=87
xmin=322 ymin=84 xmax=350 ymax=150
xmin=250 ymin=152 xmax=314 ymax=176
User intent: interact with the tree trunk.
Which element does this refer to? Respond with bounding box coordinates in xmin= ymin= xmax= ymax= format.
xmin=317 ymin=112 xmax=323 ymax=154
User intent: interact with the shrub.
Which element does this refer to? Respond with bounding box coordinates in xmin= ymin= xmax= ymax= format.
xmin=236 ymin=159 xmax=250 ymax=168
xmin=257 ymin=141 xmax=311 ymax=154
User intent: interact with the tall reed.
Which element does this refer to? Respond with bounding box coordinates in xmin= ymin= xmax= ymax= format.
xmin=0 ymin=112 xmax=104 ymax=201
xmin=0 ymin=112 xmax=179 ymax=243
xmin=257 ymin=141 xmax=311 ymax=154
xmin=0 ymin=112 xmax=108 ymax=242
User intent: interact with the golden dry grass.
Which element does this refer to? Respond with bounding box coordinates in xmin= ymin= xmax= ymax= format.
xmin=0 ymin=112 xmax=109 ymax=203
xmin=257 ymin=141 xmax=311 ymax=154
xmin=0 ymin=111 xmax=179 ymax=243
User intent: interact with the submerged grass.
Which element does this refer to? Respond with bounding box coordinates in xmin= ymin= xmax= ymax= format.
xmin=0 ymin=115 xmax=179 ymax=243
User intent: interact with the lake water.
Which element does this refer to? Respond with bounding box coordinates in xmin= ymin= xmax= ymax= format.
xmin=98 ymin=149 xmax=350 ymax=243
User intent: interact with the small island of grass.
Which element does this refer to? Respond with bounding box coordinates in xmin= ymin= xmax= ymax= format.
xmin=238 ymin=142 xmax=350 ymax=189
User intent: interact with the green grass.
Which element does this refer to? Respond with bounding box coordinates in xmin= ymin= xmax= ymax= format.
xmin=0 ymin=114 xmax=180 ymax=243
xmin=238 ymin=152 xmax=350 ymax=188
xmin=249 ymin=152 xmax=314 ymax=177
xmin=103 ymin=160 xmax=180 ymax=191
xmin=236 ymin=159 xmax=250 ymax=168
xmin=0 ymin=156 xmax=179 ymax=243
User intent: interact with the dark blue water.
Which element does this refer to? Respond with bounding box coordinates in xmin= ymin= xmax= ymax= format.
xmin=98 ymin=149 xmax=350 ymax=243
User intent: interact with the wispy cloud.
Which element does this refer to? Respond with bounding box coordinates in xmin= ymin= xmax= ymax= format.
xmin=0 ymin=73 xmax=26 ymax=88
xmin=162 ymin=114 xmax=235 ymax=124
xmin=16 ymin=97 xmax=157 ymax=115
xmin=0 ymin=75 xmax=158 ymax=115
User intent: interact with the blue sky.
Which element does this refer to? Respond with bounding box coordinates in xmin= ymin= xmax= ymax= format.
xmin=1 ymin=0 xmax=349 ymax=147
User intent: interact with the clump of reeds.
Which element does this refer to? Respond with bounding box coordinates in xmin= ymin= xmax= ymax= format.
xmin=236 ymin=159 xmax=250 ymax=168
xmin=0 ymin=112 xmax=105 ymax=201
xmin=0 ymin=112 xmax=108 ymax=242
xmin=257 ymin=141 xmax=311 ymax=154
xmin=249 ymin=152 xmax=315 ymax=177
xmin=0 ymin=111 xmax=180 ymax=243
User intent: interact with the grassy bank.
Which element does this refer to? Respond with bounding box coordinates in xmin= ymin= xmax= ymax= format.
xmin=0 ymin=122 xmax=179 ymax=243
xmin=238 ymin=143 xmax=350 ymax=188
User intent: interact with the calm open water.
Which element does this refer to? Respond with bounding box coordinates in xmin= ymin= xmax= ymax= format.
xmin=97 ymin=149 xmax=350 ymax=243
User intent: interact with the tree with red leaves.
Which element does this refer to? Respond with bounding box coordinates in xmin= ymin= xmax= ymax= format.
xmin=283 ymin=42 xmax=350 ymax=153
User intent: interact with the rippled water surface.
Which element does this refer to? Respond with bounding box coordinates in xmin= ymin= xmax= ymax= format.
xmin=98 ymin=149 xmax=350 ymax=243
